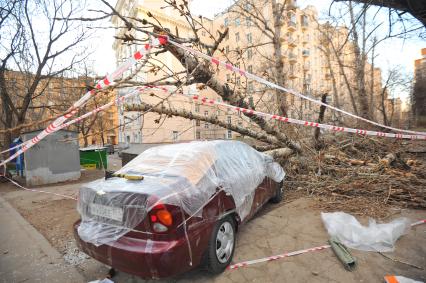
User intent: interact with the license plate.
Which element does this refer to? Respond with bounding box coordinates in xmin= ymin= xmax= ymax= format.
xmin=90 ymin=203 xmax=123 ymax=222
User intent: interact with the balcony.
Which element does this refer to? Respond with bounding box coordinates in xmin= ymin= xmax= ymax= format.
xmin=302 ymin=50 xmax=310 ymax=57
xmin=288 ymin=71 xmax=298 ymax=79
xmin=288 ymin=20 xmax=297 ymax=31
xmin=288 ymin=52 xmax=297 ymax=62
xmin=288 ymin=37 xmax=298 ymax=47
xmin=302 ymin=35 xmax=309 ymax=44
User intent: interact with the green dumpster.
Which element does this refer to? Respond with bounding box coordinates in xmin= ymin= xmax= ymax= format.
xmin=79 ymin=146 xmax=108 ymax=169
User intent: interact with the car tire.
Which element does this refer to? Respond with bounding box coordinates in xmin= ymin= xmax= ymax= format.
xmin=270 ymin=181 xmax=284 ymax=203
xmin=206 ymin=215 xmax=236 ymax=274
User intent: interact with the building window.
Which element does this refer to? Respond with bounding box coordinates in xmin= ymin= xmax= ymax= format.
xmin=205 ymin=122 xmax=210 ymax=129
xmin=196 ymin=131 xmax=201 ymax=139
xmin=235 ymin=17 xmax=240 ymax=26
xmin=225 ymin=32 xmax=229 ymax=40
xmin=301 ymin=15 xmax=308 ymax=27
xmin=225 ymin=45 xmax=229 ymax=54
xmin=172 ymin=131 xmax=179 ymax=141
xmin=195 ymin=104 xmax=200 ymax=112
xmin=227 ymin=130 xmax=232 ymax=139
xmin=224 ymin=18 xmax=229 ymax=27
xmin=196 ymin=120 xmax=200 ymax=126
xmin=248 ymin=65 xmax=253 ymax=73
xmin=248 ymin=82 xmax=254 ymax=93
xmin=236 ymin=77 xmax=240 ymax=85
xmin=235 ymin=32 xmax=240 ymax=41
xmin=247 ymin=33 xmax=252 ymax=43
xmin=247 ymin=49 xmax=253 ymax=59
xmin=227 ymin=116 xmax=232 ymax=124
xmin=204 ymin=110 xmax=208 ymax=116
xmin=226 ymin=74 xmax=231 ymax=82
xmin=246 ymin=16 xmax=251 ymax=26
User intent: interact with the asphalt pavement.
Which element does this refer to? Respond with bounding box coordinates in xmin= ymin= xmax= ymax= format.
xmin=0 ymin=195 xmax=84 ymax=283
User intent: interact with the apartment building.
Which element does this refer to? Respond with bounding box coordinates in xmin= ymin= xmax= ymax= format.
xmin=112 ymin=0 xmax=239 ymax=144
xmin=0 ymin=70 xmax=119 ymax=147
xmin=112 ymin=0 xmax=386 ymax=145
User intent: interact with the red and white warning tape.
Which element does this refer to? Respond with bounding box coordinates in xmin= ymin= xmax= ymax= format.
xmin=411 ymin=219 xmax=426 ymax=226
xmin=227 ymin=244 xmax=330 ymax=270
xmin=165 ymin=38 xmax=426 ymax=137
xmin=142 ymin=85 xmax=426 ymax=140
xmin=228 ymin=219 xmax=426 ymax=271
xmin=188 ymin=94 xmax=426 ymax=140
xmin=0 ymin=36 xmax=168 ymax=167
xmin=57 ymin=85 xmax=167 ymax=131
xmin=3 ymin=176 xmax=77 ymax=200
xmin=1 ymin=85 xmax=168 ymax=155
xmin=0 ymin=142 xmax=24 ymax=154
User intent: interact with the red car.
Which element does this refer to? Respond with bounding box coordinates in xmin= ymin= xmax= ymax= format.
xmin=74 ymin=141 xmax=284 ymax=279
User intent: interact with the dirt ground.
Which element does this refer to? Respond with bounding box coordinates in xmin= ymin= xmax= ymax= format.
xmin=0 ymin=155 xmax=425 ymax=283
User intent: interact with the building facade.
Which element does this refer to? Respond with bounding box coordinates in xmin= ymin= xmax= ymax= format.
xmin=112 ymin=0 xmax=387 ymax=145
xmin=0 ymin=70 xmax=119 ymax=149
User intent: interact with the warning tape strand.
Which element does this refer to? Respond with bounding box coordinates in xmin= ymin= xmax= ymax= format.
xmin=1 ymin=86 xmax=169 ymax=155
xmin=0 ymin=36 xmax=168 ymax=167
xmin=165 ymin=38 xmax=426 ymax=137
xmin=142 ymin=85 xmax=425 ymax=140
xmin=189 ymin=94 xmax=426 ymax=140
xmin=228 ymin=219 xmax=425 ymax=271
xmin=228 ymin=245 xmax=331 ymax=270
xmin=3 ymin=176 xmax=77 ymax=200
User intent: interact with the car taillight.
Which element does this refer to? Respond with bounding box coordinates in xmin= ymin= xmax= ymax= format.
xmin=149 ymin=203 xmax=173 ymax=233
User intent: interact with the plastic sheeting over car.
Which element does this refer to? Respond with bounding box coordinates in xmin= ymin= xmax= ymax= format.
xmin=77 ymin=140 xmax=285 ymax=246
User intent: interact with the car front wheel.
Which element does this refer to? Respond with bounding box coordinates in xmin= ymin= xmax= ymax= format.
xmin=206 ymin=215 xmax=236 ymax=274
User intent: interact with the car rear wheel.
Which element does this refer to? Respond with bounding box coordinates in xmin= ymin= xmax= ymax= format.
xmin=206 ymin=215 xmax=236 ymax=274
xmin=270 ymin=181 xmax=284 ymax=203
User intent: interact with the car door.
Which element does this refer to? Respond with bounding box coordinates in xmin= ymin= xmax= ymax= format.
xmin=246 ymin=177 xmax=276 ymax=219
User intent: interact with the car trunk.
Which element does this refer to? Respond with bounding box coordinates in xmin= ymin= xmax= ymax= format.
xmin=77 ymin=176 xmax=192 ymax=245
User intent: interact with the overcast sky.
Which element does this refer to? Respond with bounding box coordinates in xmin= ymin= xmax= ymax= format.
xmin=93 ymin=0 xmax=424 ymax=99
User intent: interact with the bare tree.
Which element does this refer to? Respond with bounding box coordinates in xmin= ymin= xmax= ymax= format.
xmin=316 ymin=1 xmax=408 ymax=126
xmin=0 ymin=0 xmax=91 ymax=147
xmin=412 ymin=63 xmax=426 ymax=128
xmin=99 ymin=0 xmax=302 ymax=158
xmin=335 ymin=0 xmax=426 ymax=30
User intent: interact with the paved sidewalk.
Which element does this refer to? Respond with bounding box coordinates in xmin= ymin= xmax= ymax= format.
xmin=0 ymin=195 xmax=84 ymax=283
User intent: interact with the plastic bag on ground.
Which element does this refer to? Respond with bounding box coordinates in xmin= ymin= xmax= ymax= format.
xmin=321 ymin=212 xmax=411 ymax=252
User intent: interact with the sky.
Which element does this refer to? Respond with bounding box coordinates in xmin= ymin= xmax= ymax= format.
xmin=93 ymin=0 xmax=425 ymax=99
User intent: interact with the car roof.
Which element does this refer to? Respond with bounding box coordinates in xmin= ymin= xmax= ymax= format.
xmin=115 ymin=140 xmax=252 ymax=185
